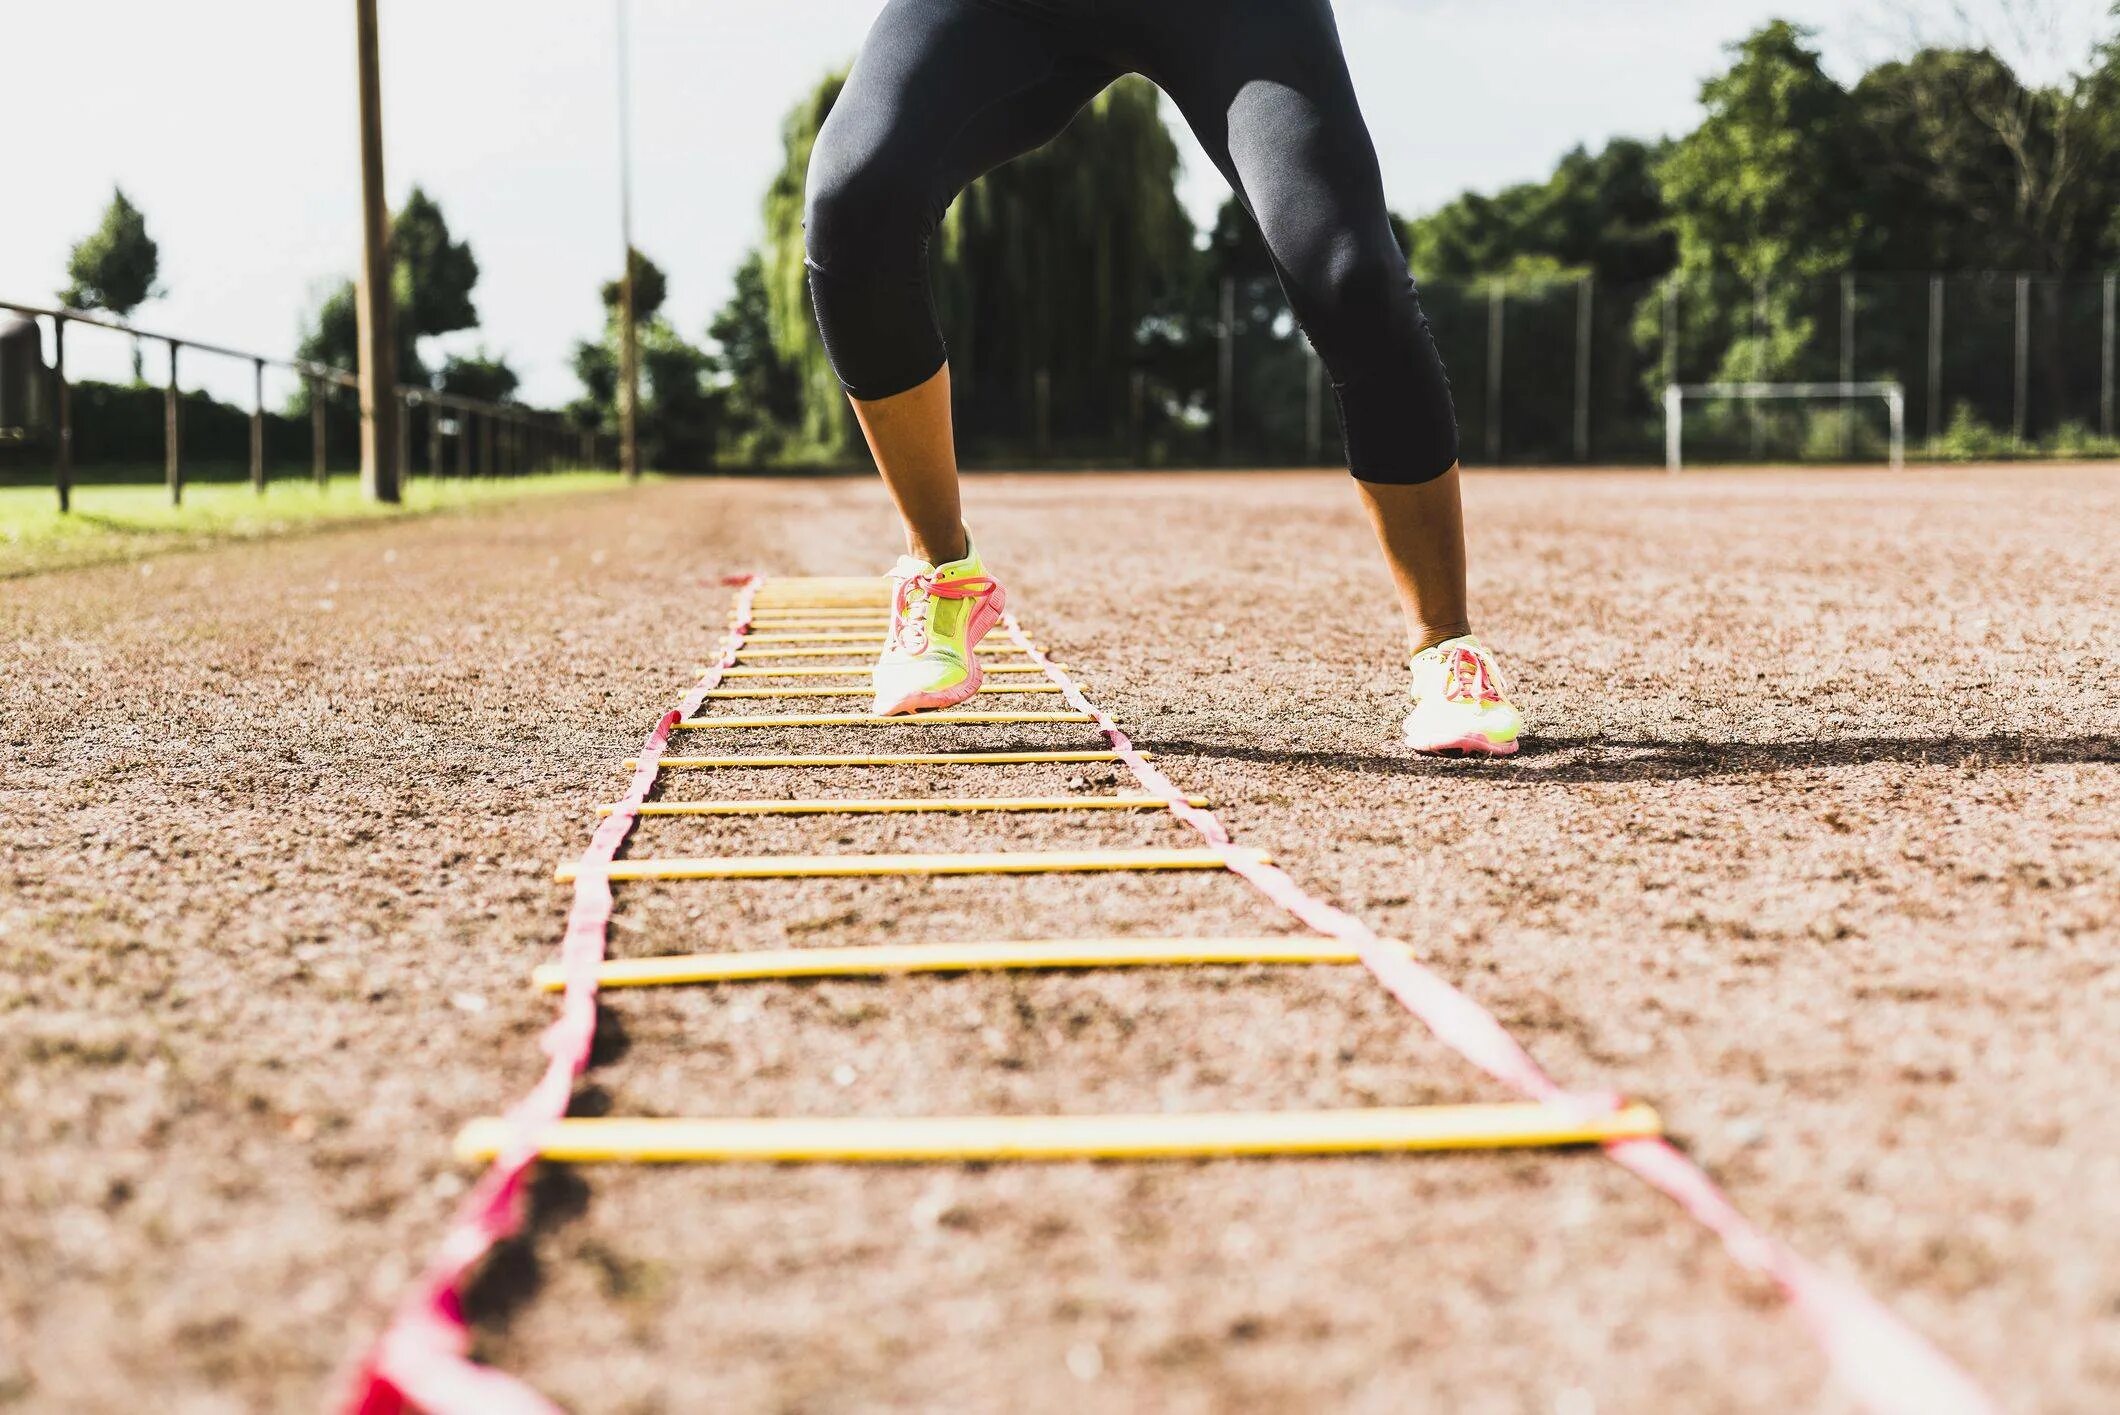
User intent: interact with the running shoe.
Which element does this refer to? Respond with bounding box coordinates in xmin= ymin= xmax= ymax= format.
xmin=870 ymin=540 xmax=1008 ymax=716
xmin=1403 ymin=634 xmax=1523 ymax=756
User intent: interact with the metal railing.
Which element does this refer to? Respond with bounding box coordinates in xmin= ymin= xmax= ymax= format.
xmin=0 ymin=299 xmax=609 ymax=512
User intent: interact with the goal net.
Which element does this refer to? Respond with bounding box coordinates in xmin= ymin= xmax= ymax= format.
xmin=1663 ymin=382 xmax=1906 ymax=473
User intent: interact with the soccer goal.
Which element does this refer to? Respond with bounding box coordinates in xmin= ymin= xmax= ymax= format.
xmin=1663 ymin=381 xmax=1906 ymax=473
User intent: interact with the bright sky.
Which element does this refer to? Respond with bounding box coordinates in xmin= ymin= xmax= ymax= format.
xmin=2 ymin=0 xmax=2108 ymax=408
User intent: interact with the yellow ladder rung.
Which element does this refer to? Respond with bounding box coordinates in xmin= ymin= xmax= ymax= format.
xmin=735 ymin=646 xmax=1041 ymax=660
xmin=702 ymin=684 xmax=1062 ymax=699
xmin=599 ymin=794 xmax=1204 ymax=817
xmin=714 ymin=664 xmax=1052 ymax=679
xmin=454 ymin=1103 xmax=1664 ymax=1164
xmin=554 ymin=847 xmax=1243 ymax=883
xmin=737 ymin=616 xmax=892 ymax=627
xmin=634 ymin=751 xmax=1149 ymax=769
xmin=676 ymin=711 xmax=1093 ymax=729
xmin=534 ymin=936 xmax=1363 ymax=989
xmin=741 ymin=632 xmax=889 ymax=644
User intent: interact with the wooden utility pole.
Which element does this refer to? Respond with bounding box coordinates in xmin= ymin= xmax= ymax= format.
xmin=616 ymin=0 xmax=642 ymax=480
xmin=354 ymin=0 xmax=400 ymax=502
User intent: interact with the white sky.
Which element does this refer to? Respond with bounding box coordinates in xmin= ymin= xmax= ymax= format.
xmin=1 ymin=0 xmax=2108 ymax=408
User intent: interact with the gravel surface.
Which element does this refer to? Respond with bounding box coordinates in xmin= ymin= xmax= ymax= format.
xmin=4 ymin=466 xmax=2115 ymax=1413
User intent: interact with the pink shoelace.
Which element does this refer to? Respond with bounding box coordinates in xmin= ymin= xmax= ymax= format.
xmin=888 ymin=570 xmax=996 ymax=655
xmin=1442 ymin=644 xmax=1506 ymax=706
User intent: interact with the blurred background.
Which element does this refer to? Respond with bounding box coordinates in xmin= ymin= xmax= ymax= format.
xmin=2 ymin=0 xmax=2116 ymax=488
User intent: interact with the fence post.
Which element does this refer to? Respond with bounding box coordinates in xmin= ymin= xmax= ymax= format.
xmin=1573 ymin=276 xmax=1593 ymax=463
xmin=427 ymin=397 xmax=442 ymax=477
xmin=1128 ymin=368 xmax=1145 ymax=466
xmin=479 ymin=411 xmax=494 ymax=477
xmin=165 ymin=339 xmax=182 ymax=506
xmin=1485 ymin=279 xmax=1504 ymax=465
xmin=2103 ymin=272 xmax=2115 ymax=441
xmin=1217 ymin=274 xmax=1235 ymax=465
xmin=2013 ymin=273 xmax=2030 ymax=451
xmin=1839 ymin=273 xmax=1856 ymax=459
xmin=1662 ymin=279 xmax=1679 ymax=390
xmin=250 ymin=358 xmax=266 ymax=493
xmin=395 ymin=389 xmax=413 ymax=482
xmin=459 ymin=408 xmax=473 ymax=478
xmin=309 ymin=379 xmax=327 ymax=485
xmin=52 ymin=314 xmax=71 ymax=514
xmin=1928 ymin=275 xmax=1945 ymax=450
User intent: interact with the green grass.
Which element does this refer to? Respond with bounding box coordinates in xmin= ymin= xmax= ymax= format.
xmin=0 ymin=471 xmax=633 ymax=579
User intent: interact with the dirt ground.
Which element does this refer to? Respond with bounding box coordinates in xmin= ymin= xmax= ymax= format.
xmin=3 ymin=466 xmax=2115 ymax=1414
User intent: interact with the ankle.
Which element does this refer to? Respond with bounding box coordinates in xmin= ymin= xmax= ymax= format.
xmin=1410 ymin=623 xmax=1472 ymax=657
xmin=907 ymin=525 xmax=970 ymax=565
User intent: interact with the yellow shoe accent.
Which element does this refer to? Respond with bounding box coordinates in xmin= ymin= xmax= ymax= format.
xmin=870 ymin=538 xmax=1008 ymax=716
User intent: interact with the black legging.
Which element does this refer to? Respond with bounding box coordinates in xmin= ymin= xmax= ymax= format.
xmin=804 ymin=0 xmax=1460 ymax=484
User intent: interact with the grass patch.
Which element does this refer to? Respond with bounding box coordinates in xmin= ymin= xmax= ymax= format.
xmin=0 ymin=471 xmax=632 ymax=578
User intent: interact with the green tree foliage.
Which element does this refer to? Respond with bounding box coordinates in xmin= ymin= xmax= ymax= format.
xmin=294 ymin=187 xmax=484 ymax=393
xmin=392 ymin=186 xmax=481 ymax=339
xmin=437 ymin=350 xmax=520 ymax=403
xmin=62 ymin=187 xmax=162 ymax=381
xmin=572 ymin=249 xmax=718 ymax=469
xmin=61 ymin=187 xmax=161 ymax=316
xmin=601 ymin=248 xmax=670 ymax=323
xmin=1404 ymin=139 xmax=1676 ymax=287
xmin=707 ymin=251 xmax=803 ymax=460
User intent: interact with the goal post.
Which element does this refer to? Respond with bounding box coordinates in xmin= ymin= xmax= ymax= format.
xmin=1663 ymin=381 xmax=1906 ymax=474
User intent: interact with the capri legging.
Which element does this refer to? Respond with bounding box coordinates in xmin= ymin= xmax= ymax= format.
xmin=804 ymin=0 xmax=1460 ymax=484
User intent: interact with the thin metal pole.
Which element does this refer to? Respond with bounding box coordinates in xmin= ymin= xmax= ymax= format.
xmin=2013 ymin=273 xmax=2030 ymax=451
xmin=395 ymin=389 xmax=413 ymax=483
xmin=311 ymin=378 xmax=328 ymax=485
xmin=1839 ymin=273 xmax=1856 ymax=459
xmin=251 ymin=358 xmax=266 ymax=493
xmin=2102 ymin=272 xmax=2115 ymax=441
xmin=1663 ymin=279 xmax=1679 ymax=389
xmin=616 ymin=0 xmax=641 ymax=481
xmin=1928 ymin=275 xmax=1944 ymax=450
xmin=1573 ymin=276 xmax=1593 ymax=463
xmin=165 ymin=339 xmax=182 ymax=506
xmin=1305 ymin=350 xmax=1322 ymax=465
xmin=1485 ymin=280 xmax=1504 ymax=465
xmin=353 ymin=0 xmax=400 ymax=502
xmin=1217 ymin=274 xmax=1235 ymax=465
xmin=53 ymin=315 xmax=71 ymax=514
xmin=1129 ymin=367 xmax=1145 ymax=465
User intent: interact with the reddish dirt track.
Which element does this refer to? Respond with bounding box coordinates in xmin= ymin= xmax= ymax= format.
xmin=3 ymin=466 xmax=2116 ymax=1414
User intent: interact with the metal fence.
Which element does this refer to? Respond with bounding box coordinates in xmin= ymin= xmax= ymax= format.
xmin=950 ymin=269 xmax=2120 ymax=469
xmin=0 ymin=299 xmax=609 ymax=511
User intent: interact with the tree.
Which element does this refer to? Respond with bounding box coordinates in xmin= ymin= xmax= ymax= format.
xmin=572 ymin=250 xmax=717 ymax=469
xmin=437 ymin=350 xmax=519 ymax=403
xmin=1655 ymin=22 xmax=1867 ymax=382
xmin=707 ymin=250 xmax=803 ymax=460
xmin=61 ymin=187 xmax=162 ymax=380
xmin=601 ymin=248 xmax=669 ymax=323
xmin=1403 ymin=138 xmax=1675 ymax=288
xmin=293 ymin=186 xmax=484 ymax=393
xmin=392 ymin=186 xmax=480 ymax=340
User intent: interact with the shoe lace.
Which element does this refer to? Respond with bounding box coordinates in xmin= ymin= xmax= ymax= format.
xmin=888 ymin=570 xmax=996 ymax=655
xmin=1441 ymin=645 xmax=1505 ymax=707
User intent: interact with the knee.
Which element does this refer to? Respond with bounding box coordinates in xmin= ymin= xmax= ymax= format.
xmin=804 ymin=134 xmax=926 ymax=274
xmin=1294 ymin=233 xmax=1417 ymax=358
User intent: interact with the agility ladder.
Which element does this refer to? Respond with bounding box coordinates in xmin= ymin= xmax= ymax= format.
xmin=345 ymin=576 xmax=1991 ymax=1415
